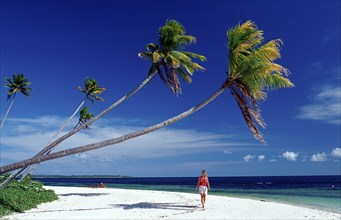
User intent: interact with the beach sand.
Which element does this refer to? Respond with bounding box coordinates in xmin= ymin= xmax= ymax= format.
xmin=7 ymin=186 xmax=341 ymax=220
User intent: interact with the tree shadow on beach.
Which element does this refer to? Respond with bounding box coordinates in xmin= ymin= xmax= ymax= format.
xmin=23 ymin=207 xmax=112 ymax=214
xmin=112 ymin=202 xmax=198 ymax=211
xmin=59 ymin=193 xmax=109 ymax=197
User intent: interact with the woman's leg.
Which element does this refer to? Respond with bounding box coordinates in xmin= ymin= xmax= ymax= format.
xmin=200 ymin=194 xmax=204 ymax=207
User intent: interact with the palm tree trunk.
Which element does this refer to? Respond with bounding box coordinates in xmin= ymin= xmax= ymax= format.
xmin=0 ymin=72 xmax=157 ymax=184
xmin=0 ymin=167 xmax=25 ymax=189
xmin=49 ymin=98 xmax=87 ymax=144
xmin=19 ymin=98 xmax=87 ymax=181
xmin=73 ymin=121 xmax=82 ymax=130
xmin=0 ymin=95 xmax=16 ymax=129
xmin=0 ymin=80 xmax=229 ymax=175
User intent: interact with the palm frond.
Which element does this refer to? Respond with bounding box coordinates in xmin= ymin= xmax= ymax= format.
xmin=92 ymin=95 xmax=104 ymax=102
xmin=152 ymin=51 xmax=163 ymax=63
xmin=162 ymin=62 xmax=175 ymax=93
xmin=146 ymin=43 xmax=158 ymax=51
xmin=170 ymin=51 xmax=191 ymax=63
xmin=165 ymin=54 xmax=181 ymax=68
xmin=156 ymin=64 xmax=167 ymax=85
xmin=181 ymin=61 xmax=205 ymax=75
xmin=91 ymin=88 xmax=106 ymax=95
xmin=138 ymin=52 xmax=153 ymax=60
xmin=231 ymin=88 xmax=266 ymax=144
xmin=77 ymin=86 xmax=85 ymax=93
xmin=175 ymin=35 xmax=197 ymax=46
xmin=176 ymin=68 xmax=192 ymax=83
xmin=182 ymin=51 xmax=207 ymax=62
xmin=171 ymin=67 xmax=181 ymax=94
xmin=253 ymin=39 xmax=283 ymax=62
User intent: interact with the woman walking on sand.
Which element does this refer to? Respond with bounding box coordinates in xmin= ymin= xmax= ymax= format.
xmin=195 ymin=170 xmax=211 ymax=208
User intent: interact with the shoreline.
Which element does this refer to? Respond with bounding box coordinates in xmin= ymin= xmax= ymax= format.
xmin=7 ymin=186 xmax=341 ymax=219
xmin=101 ymin=184 xmax=341 ymax=214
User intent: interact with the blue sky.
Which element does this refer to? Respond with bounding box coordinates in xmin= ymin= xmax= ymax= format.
xmin=0 ymin=0 xmax=340 ymax=177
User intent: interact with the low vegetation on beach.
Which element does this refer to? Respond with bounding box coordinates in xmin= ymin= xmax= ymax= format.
xmin=0 ymin=175 xmax=58 ymax=217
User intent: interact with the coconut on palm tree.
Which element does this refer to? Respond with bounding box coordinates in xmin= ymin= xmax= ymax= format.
xmin=0 ymin=20 xmax=206 ymax=188
xmin=0 ymin=73 xmax=32 ymax=129
xmin=0 ymin=20 xmax=294 ymax=176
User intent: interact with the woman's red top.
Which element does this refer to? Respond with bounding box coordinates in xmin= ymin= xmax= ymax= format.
xmin=199 ymin=176 xmax=208 ymax=186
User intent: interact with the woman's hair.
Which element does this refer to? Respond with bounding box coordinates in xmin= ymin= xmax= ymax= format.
xmin=202 ymin=170 xmax=206 ymax=174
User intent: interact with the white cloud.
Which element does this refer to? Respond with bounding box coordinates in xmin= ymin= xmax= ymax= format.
xmin=331 ymin=148 xmax=341 ymax=157
xmin=297 ymin=86 xmax=341 ymax=124
xmin=258 ymin=155 xmax=265 ymax=161
xmin=76 ymin=153 xmax=88 ymax=159
xmin=282 ymin=151 xmax=299 ymax=161
xmin=269 ymin=159 xmax=277 ymax=162
xmin=0 ymin=116 xmax=248 ymax=164
xmin=311 ymin=152 xmax=327 ymax=162
xmin=243 ymin=155 xmax=254 ymax=162
xmin=223 ymin=150 xmax=232 ymax=154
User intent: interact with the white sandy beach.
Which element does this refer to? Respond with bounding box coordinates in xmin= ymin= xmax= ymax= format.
xmin=6 ymin=186 xmax=341 ymax=220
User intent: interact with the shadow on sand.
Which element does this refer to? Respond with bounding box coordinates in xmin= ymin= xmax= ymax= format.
xmin=112 ymin=202 xmax=198 ymax=211
xmin=59 ymin=193 xmax=109 ymax=197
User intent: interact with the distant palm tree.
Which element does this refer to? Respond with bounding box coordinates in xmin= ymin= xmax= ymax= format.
xmin=0 ymin=20 xmax=206 ymax=188
xmin=0 ymin=21 xmax=294 ymax=176
xmin=45 ymin=77 xmax=105 ymax=145
xmin=17 ymin=78 xmax=105 ymax=182
xmin=77 ymin=78 xmax=105 ymax=104
xmin=73 ymin=106 xmax=94 ymax=129
xmin=0 ymin=73 xmax=32 ymax=129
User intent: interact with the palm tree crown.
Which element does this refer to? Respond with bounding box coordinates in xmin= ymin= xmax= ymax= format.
xmin=74 ymin=106 xmax=94 ymax=129
xmin=77 ymin=78 xmax=105 ymax=104
xmin=138 ymin=20 xmax=206 ymax=95
xmin=5 ymin=73 xmax=32 ymax=100
xmin=0 ymin=73 xmax=32 ymax=129
xmin=226 ymin=21 xmax=294 ymax=143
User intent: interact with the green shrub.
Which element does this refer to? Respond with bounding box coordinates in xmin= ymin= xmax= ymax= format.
xmin=0 ymin=174 xmax=58 ymax=217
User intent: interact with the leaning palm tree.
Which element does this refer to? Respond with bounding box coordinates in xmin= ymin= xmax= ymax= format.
xmin=0 ymin=20 xmax=294 ymax=176
xmin=17 ymin=78 xmax=105 ymax=181
xmin=73 ymin=106 xmax=94 ymax=129
xmin=0 ymin=19 xmax=206 ymax=188
xmin=21 ymin=20 xmax=203 ymax=174
xmin=0 ymin=73 xmax=32 ymax=129
xmin=44 ymin=77 xmax=105 ymax=146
